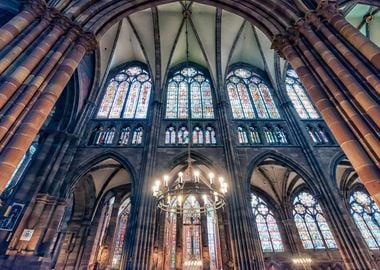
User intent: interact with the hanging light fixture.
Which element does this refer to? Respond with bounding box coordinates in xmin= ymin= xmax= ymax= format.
xmin=152 ymin=3 xmax=227 ymax=215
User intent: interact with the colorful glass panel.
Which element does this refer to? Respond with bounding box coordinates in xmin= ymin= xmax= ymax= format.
xmin=226 ymin=67 xmax=280 ymax=119
xmin=293 ymin=191 xmax=337 ymax=249
xmin=110 ymin=198 xmax=131 ymax=269
xmin=97 ymin=66 xmax=151 ymax=119
xmin=286 ymin=70 xmax=319 ymax=119
xmin=251 ymin=194 xmax=284 ymax=252
xmin=166 ymin=67 xmax=214 ymax=119
xmin=349 ymin=190 xmax=380 ymax=249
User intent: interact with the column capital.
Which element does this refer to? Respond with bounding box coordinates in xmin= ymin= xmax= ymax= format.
xmin=317 ymin=0 xmax=341 ymax=19
xmin=271 ymin=34 xmax=290 ymax=58
xmin=22 ymin=0 xmax=46 ymax=17
xmin=77 ymin=32 xmax=98 ymax=52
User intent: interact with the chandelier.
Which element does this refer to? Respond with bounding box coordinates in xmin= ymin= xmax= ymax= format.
xmin=152 ymin=162 xmax=227 ymax=214
xmin=152 ymin=4 xmax=227 ymax=215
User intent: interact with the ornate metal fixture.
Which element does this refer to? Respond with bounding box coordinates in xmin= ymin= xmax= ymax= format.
xmin=152 ymin=3 xmax=227 ymax=215
xmin=152 ymin=163 xmax=227 ymax=214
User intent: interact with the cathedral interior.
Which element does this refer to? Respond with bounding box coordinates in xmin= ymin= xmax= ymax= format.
xmin=0 ymin=0 xmax=379 ymax=269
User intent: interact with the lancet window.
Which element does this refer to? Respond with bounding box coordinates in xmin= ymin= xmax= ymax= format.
xmin=293 ymin=191 xmax=337 ymax=249
xmin=251 ymin=193 xmax=284 ymax=252
xmin=226 ymin=67 xmax=280 ymax=119
xmin=165 ymin=66 xmax=215 ymax=119
xmin=349 ymin=190 xmax=380 ymax=249
xmin=286 ymin=69 xmax=319 ymax=120
xmin=97 ymin=65 xmax=152 ymax=119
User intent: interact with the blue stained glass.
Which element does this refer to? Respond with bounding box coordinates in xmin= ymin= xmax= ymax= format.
xmin=97 ymin=66 xmax=152 ymax=119
xmin=349 ymin=190 xmax=380 ymax=249
xmin=293 ymin=191 xmax=337 ymax=249
xmin=251 ymin=194 xmax=284 ymax=252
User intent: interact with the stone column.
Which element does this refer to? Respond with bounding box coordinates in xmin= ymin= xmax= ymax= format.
xmin=0 ymin=29 xmax=79 ymax=147
xmin=306 ymin=12 xmax=380 ymax=95
xmin=295 ymin=20 xmax=380 ymax=128
xmin=317 ymin=2 xmax=380 ymax=69
xmin=0 ymin=0 xmax=46 ymax=51
xmin=294 ymin=37 xmax=379 ymax=168
xmin=0 ymin=34 xmax=95 ymax=193
xmin=0 ymin=23 xmax=66 ymax=109
xmin=0 ymin=17 xmax=52 ymax=74
xmin=273 ymin=35 xmax=380 ymax=214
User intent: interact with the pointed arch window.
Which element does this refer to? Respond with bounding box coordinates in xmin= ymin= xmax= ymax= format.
xmin=178 ymin=126 xmax=189 ymax=144
xmin=132 ymin=127 xmax=143 ymax=145
xmin=118 ymin=127 xmax=131 ymax=145
xmin=226 ymin=68 xmax=280 ymax=119
xmin=192 ymin=126 xmax=204 ymax=144
xmin=249 ymin=126 xmax=261 ymax=144
xmin=306 ymin=125 xmax=330 ymax=144
xmin=165 ymin=66 xmax=215 ymax=119
xmin=97 ymin=65 xmax=152 ymax=119
xmin=251 ymin=193 xmax=284 ymax=252
xmin=286 ymin=69 xmax=319 ymax=119
xmin=163 ymin=195 xmax=221 ymax=270
xmin=349 ymin=190 xmax=380 ymax=249
xmin=110 ymin=198 xmax=131 ymax=269
xmin=205 ymin=126 xmax=216 ymax=145
xmin=293 ymin=191 xmax=337 ymax=249
xmin=165 ymin=126 xmax=177 ymax=145
xmin=238 ymin=126 xmax=249 ymax=144
xmin=263 ymin=125 xmax=288 ymax=144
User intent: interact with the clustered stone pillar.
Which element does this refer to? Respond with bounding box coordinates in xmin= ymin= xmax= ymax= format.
xmin=271 ymin=4 xmax=380 ymax=207
xmin=0 ymin=4 xmax=96 ymax=193
xmin=0 ymin=0 xmax=46 ymax=51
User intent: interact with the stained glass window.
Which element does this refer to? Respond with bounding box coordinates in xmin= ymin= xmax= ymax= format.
xmin=293 ymin=191 xmax=337 ymax=249
xmin=263 ymin=125 xmax=288 ymax=144
xmin=97 ymin=66 xmax=152 ymax=119
xmin=286 ymin=69 xmax=319 ymax=119
xmin=163 ymin=195 xmax=221 ymax=270
xmin=226 ymin=68 xmax=280 ymax=119
xmin=165 ymin=67 xmax=215 ymax=119
xmin=118 ymin=127 xmax=131 ymax=145
xmin=251 ymin=193 xmax=284 ymax=252
xmin=192 ymin=126 xmax=203 ymax=144
xmin=306 ymin=125 xmax=330 ymax=144
xmin=249 ymin=126 xmax=261 ymax=144
xmin=93 ymin=126 xmax=116 ymax=145
xmin=349 ymin=190 xmax=380 ymax=249
xmin=164 ymin=200 xmax=177 ymax=270
xmin=183 ymin=195 xmax=202 ymax=270
xmin=110 ymin=198 xmax=131 ymax=269
xmin=178 ymin=126 xmax=189 ymax=144
xmin=132 ymin=127 xmax=143 ymax=145
xmin=238 ymin=126 xmax=249 ymax=144
xmin=205 ymin=126 xmax=216 ymax=145
xmin=165 ymin=126 xmax=177 ymax=145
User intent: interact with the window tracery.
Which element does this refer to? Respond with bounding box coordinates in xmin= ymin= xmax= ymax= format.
xmin=251 ymin=193 xmax=284 ymax=252
xmin=166 ymin=66 xmax=214 ymax=119
xmin=286 ymin=69 xmax=319 ymax=119
xmin=238 ymin=126 xmax=249 ymax=144
xmin=349 ymin=190 xmax=380 ymax=249
xmin=226 ymin=67 xmax=280 ymax=119
xmin=110 ymin=198 xmax=131 ymax=269
xmin=132 ymin=127 xmax=143 ymax=145
xmin=205 ymin=126 xmax=216 ymax=145
xmin=263 ymin=125 xmax=288 ymax=144
xmin=165 ymin=126 xmax=177 ymax=145
xmin=178 ymin=126 xmax=189 ymax=144
xmin=118 ymin=127 xmax=131 ymax=145
xmin=293 ymin=191 xmax=337 ymax=249
xmin=306 ymin=125 xmax=330 ymax=144
xmin=97 ymin=65 xmax=152 ymax=119
xmin=192 ymin=126 xmax=204 ymax=144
